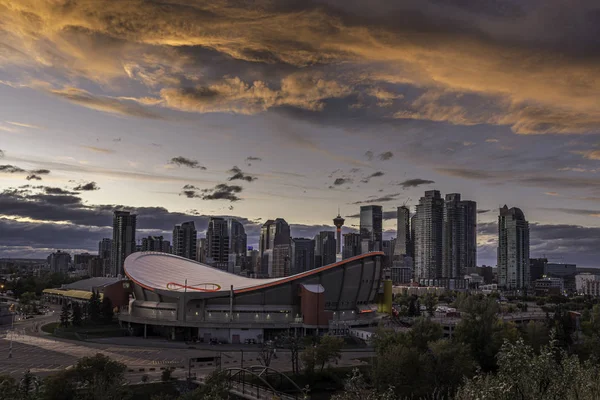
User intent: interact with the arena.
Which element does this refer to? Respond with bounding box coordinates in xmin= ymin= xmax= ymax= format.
xmin=120 ymin=251 xmax=386 ymax=343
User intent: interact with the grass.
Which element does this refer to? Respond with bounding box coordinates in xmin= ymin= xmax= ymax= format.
xmin=41 ymin=321 xmax=128 ymax=340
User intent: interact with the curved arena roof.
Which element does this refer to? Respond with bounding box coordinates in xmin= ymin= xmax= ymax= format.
xmin=124 ymin=251 xmax=383 ymax=294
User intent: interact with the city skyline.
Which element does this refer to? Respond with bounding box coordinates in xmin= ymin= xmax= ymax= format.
xmin=1 ymin=1 xmax=600 ymax=267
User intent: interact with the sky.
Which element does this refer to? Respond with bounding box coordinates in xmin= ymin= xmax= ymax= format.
xmin=0 ymin=0 xmax=600 ymax=267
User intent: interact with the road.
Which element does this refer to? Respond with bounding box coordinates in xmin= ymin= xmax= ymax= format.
xmin=0 ymin=322 xmax=371 ymax=382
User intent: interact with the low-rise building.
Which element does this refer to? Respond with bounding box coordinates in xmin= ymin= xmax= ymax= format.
xmin=534 ymin=277 xmax=564 ymax=296
xmin=575 ymin=273 xmax=600 ymax=297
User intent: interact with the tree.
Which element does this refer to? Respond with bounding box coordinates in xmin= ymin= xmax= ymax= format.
xmin=315 ymin=335 xmax=344 ymax=372
xmin=456 ymin=336 xmax=600 ymax=400
xmin=71 ymin=302 xmax=83 ymax=327
xmin=301 ymin=346 xmax=317 ymax=374
xmin=39 ymin=370 xmax=77 ymax=400
xmin=408 ymin=318 xmax=443 ymax=351
xmin=424 ymin=340 xmax=475 ymax=396
xmin=18 ymin=370 xmax=40 ymax=400
xmin=88 ymin=291 xmax=101 ymax=322
xmin=280 ymin=333 xmax=303 ymax=375
xmin=59 ymin=302 xmax=71 ymax=328
xmin=0 ymin=375 xmax=19 ymax=400
xmin=180 ymin=369 xmax=230 ymax=400
xmin=453 ymin=295 xmax=515 ymax=372
xmin=73 ymin=353 xmax=128 ymax=400
xmin=101 ymin=296 xmax=114 ymax=323
xmin=258 ymin=342 xmax=274 ymax=368
xmin=423 ymin=293 xmax=438 ymax=317
xmin=331 ymin=368 xmax=396 ymax=400
xmin=523 ymin=321 xmax=550 ymax=353
xmin=161 ymin=367 xmax=174 ymax=382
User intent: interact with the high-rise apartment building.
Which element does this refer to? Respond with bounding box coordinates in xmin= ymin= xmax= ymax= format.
xmin=259 ymin=219 xmax=291 ymax=277
xmin=111 ymin=211 xmax=136 ymax=277
xmin=246 ymin=247 xmax=260 ymax=275
xmin=206 ymin=217 xmax=229 ymax=269
xmin=359 ymin=205 xmax=383 ymax=252
xmin=314 ymin=231 xmax=336 ymax=269
xmin=173 ymin=221 xmax=197 ymax=261
xmin=98 ymin=238 xmax=112 ymax=277
xmin=442 ymin=194 xmax=477 ymax=278
xmin=498 ymin=205 xmax=530 ymax=289
xmin=414 ymin=190 xmax=444 ymax=280
xmin=291 ymin=238 xmax=315 ymax=274
xmin=272 ymin=244 xmax=291 ymax=278
xmin=47 ymin=250 xmax=71 ymax=274
xmin=196 ymin=238 xmax=207 ymax=264
xmin=141 ymin=236 xmax=171 ymax=253
xmin=394 ymin=206 xmax=411 ymax=256
xmin=228 ymin=218 xmax=247 ymax=270
xmin=342 ymin=233 xmax=361 ymax=259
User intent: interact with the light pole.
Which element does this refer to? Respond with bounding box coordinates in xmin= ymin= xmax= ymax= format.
xmin=8 ymin=308 xmax=14 ymax=359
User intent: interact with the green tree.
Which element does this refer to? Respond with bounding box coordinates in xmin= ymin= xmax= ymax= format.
xmin=408 ymin=318 xmax=443 ymax=351
xmin=71 ymin=302 xmax=83 ymax=327
xmin=301 ymin=346 xmax=317 ymax=374
xmin=180 ymin=369 xmax=230 ymax=400
xmin=371 ymin=343 xmax=426 ymax=398
xmin=424 ymin=339 xmax=475 ymax=396
xmin=423 ymin=293 xmax=438 ymax=317
xmin=101 ymin=296 xmax=114 ymax=323
xmin=456 ymin=336 xmax=600 ymax=400
xmin=0 ymin=375 xmax=19 ymax=400
xmin=523 ymin=321 xmax=550 ymax=353
xmin=73 ymin=353 xmax=129 ymax=400
xmin=453 ymin=296 xmax=516 ymax=372
xmin=88 ymin=291 xmax=101 ymax=322
xmin=38 ymin=370 xmax=77 ymax=400
xmin=59 ymin=302 xmax=71 ymax=328
xmin=161 ymin=367 xmax=174 ymax=382
xmin=315 ymin=335 xmax=344 ymax=372
xmin=331 ymin=368 xmax=396 ymax=400
xmin=18 ymin=370 xmax=40 ymax=400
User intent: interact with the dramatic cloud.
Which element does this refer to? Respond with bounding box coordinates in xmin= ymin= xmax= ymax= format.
xmin=169 ymin=157 xmax=206 ymax=170
xmin=245 ymin=156 xmax=262 ymax=165
xmin=364 ymin=151 xmax=374 ymax=161
xmin=477 ymin=209 xmax=491 ymax=214
xmin=0 ymin=165 xmax=25 ymax=173
xmin=201 ymin=184 xmax=243 ymax=202
xmin=398 ymin=178 xmax=435 ymax=188
xmin=30 ymin=169 xmax=50 ymax=175
xmin=0 ymin=150 xmax=4 ymax=158
xmin=352 ymin=193 xmax=401 ymax=204
xmin=82 ymin=146 xmax=115 ymax=154
xmin=378 ymin=152 xmax=394 ymax=161
xmin=26 ymin=174 xmax=42 ymax=181
xmin=228 ymin=166 xmax=257 ymax=182
xmin=361 ymin=171 xmax=385 ymax=183
xmin=73 ymin=182 xmax=100 ymax=191
xmin=49 ymin=87 xmax=164 ymax=119
xmin=333 ymin=178 xmax=352 ymax=186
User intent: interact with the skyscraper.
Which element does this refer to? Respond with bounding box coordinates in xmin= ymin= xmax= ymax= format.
xmin=343 ymin=233 xmax=361 ymax=260
xmin=228 ymin=218 xmax=247 ymax=270
xmin=314 ymin=231 xmax=336 ymax=268
xmin=333 ymin=212 xmax=345 ymax=256
xmin=98 ymin=238 xmax=112 ymax=277
xmin=47 ymin=250 xmax=71 ymax=274
xmin=141 ymin=236 xmax=171 ymax=253
xmin=196 ymin=238 xmax=207 ymax=264
xmin=394 ymin=206 xmax=410 ymax=256
xmin=291 ymin=238 xmax=315 ymax=274
xmin=206 ymin=217 xmax=229 ymax=269
xmin=498 ymin=205 xmax=530 ymax=290
xmin=442 ymin=194 xmax=477 ymax=278
xmin=359 ymin=205 xmax=383 ymax=252
xmin=111 ymin=211 xmax=136 ymax=277
xmin=259 ymin=218 xmax=291 ymax=277
xmin=414 ymin=190 xmax=444 ymax=280
xmin=173 ymin=221 xmax=197 ymax=261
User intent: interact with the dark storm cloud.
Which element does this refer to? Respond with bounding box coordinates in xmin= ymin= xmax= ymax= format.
xmin=0 ymin=165 xmax=26 ymax=173
xmin=477 ymin=209 xmax=491 ymax=214
xmin=43 ymin=187 xmax=75 ymax=195
xmin=228 ymin=166 xmax=257 ymax=182
xmin=26 ymin=174 xmax=42 ymax=181
xmin=379 ymin=151 xmax=394 ymax=161
xmin=30 ymin=169 xmax=50 ymax=175
xmin=364 ymin=151 xmax=374 ymax=161
xmin=352 ymin=192 xmax=401 ymax=204
xmin=333 ymin=178 xmax=352 ymax=186
xmin=200 ymin=184 xmax=243 ymax=202
xmin=73 ymin=182 xmax=100 ymax=191
xmin=382 ymin=210 xmax=397 ymax=220
xmin=246 ymin=156 xmax=262 ymax=162
xmin=169 ymin=156 xmax=206 ymax=169
xmin=540 ymin=207 xmax=600 ymax=217
xmin=361 ymin=171 xmax=385 ymax=183
xmin=398 ymin=178 xmax=435 ymax=188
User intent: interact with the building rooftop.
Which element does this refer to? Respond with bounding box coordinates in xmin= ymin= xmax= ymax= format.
xmin=124 ymin=251 xmax=383 ymax=294
xmin=62 ymin=277 xmax=121 ymax=292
